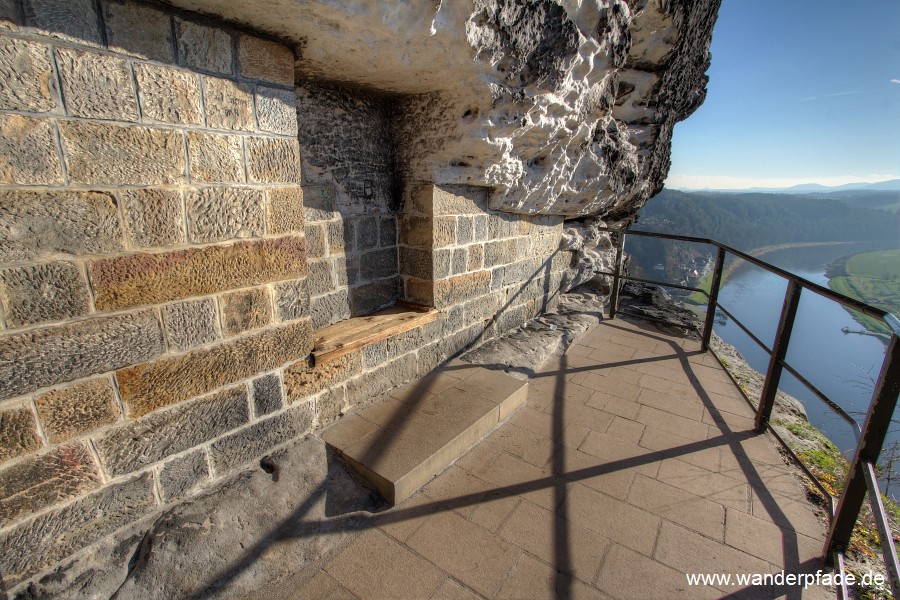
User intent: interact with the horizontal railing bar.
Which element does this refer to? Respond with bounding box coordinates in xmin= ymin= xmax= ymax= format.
xmin=611 ymin=227 xmax=898 ymax=327
xmin=713 ymin=303 xmax=774 ymax=356
xmin=779 ymin=360 xmax=861 ymax=437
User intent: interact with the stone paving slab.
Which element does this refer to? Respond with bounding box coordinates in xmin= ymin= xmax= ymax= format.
xmin=322 ymin=364 xmax=528 ymax=504
xmin=300 ymin=317 xmax=833 ymax=599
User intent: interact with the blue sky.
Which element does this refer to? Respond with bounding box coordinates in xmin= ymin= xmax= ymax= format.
xmin=666 ymin=0 xmax=900 ymax=190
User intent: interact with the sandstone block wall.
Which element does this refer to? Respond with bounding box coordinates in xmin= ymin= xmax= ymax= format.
xmin=0 ymin=1 xmax=577 ymax=591
xmin=0 ymin=0 xmax=317 ymax=587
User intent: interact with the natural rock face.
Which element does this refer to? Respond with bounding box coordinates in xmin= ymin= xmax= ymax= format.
xmin=167 ymin=0 xmax=719 ymax=218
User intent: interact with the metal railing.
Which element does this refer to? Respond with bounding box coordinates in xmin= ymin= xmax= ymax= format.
xmin=600 ymin=227 xmax=900 ymax=598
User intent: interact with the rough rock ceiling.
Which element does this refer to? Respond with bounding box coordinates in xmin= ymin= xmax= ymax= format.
xmin=166 ymin=0 xmax=720 ymax=218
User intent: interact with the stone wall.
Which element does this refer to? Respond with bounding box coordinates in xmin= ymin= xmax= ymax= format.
xmin=0 ymin=1 xmax=577 ymax=592
xmin=0 ymin=0 xmax=315 ymax=588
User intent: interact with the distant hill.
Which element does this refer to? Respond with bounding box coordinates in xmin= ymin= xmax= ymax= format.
xmin=673 ymin=179 xmax=900 ymax=194
xmin=627 ymin=188 xmax=900 ymax=282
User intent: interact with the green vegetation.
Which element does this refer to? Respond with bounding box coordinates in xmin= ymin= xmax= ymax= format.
xmin=828 ymin=249 xmax=900 ymax=336
xmin=627 ymin=188 xmax=899 ymax=285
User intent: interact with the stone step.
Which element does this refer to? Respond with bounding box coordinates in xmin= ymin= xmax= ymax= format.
xmin=321 ymin=362 xmax=528 ymax=505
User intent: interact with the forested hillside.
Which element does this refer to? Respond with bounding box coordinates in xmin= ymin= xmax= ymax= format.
xmin=627 ymin=188 xmax=899 ymax=282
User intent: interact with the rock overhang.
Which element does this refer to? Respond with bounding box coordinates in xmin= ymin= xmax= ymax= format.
xmin=166 ymin=0 xmax=720 ymax=219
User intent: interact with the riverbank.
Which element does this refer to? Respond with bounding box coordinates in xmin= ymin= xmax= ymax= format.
xmin=826 ymin=249 xmax=900 ymax=340
xmin=687 ymin=241 xmax=857 ymax=304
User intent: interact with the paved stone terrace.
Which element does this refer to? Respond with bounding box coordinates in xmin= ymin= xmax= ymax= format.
xmin=281 ymin=318 xmax=833 ymax=600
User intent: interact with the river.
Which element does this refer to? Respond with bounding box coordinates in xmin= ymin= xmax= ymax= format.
xmin=709 ymin=242 xmax=896 ymax=474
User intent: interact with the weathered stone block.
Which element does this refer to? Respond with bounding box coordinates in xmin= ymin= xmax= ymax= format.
xmin=175 ymin=18 xmax=232 ymax=74
xmin=350 ymin=277 xmax=399 ymax=315
xmin=115 ymin=319 xmax=311 ymax=417
xmin=345 ymin=352 xmax=417 ymax=407
xmin=515 ymin=236 xmax=532 ymax=258
xmin=220 ymin=286 xmax=271 ymax=336
xmin=404 ymin=276 xmax=433 ymax=307
xmin=484 ymin=238 xmax=517 ymax=268
xmin=35 ymin=378 xmax=119 ymax=443
xmin=56 ymin=47 xmax=137 ymax=120
xmin=209 ymin=403 xmax=312 ymax=475
xmin=303 ymin=185 xmax=338 ymax=222
xmin=457 ymin=216 xmax=474 ymax=245
xmin=122 ymin=188 xmax=185 ymax=248
xmin=158 ymin=449 xmax=208 ymax=502
xmin=21 ymin=0 xmax=102 ymax=45
xmin=274 ymin=278 xmax=309 ymax=322
xmin=162 ymin=298 xmax=219 ymax=352
xmin=267 ymin=187 xmax=304 ymax=234
xmin=380 ymin=217 xmax=397 ymax=247
xmin=256 ymin=86 xmax=298 ymax=135
xmin=283 ymin=351 xmax=362 ymax=403
xmin=0 ymin=405 xmax=42 ymax=463
xmin=0 ymin=441 xmax=101 ymax=527
xmin=103 ymin=0 xmax=173 ymax=62
xmin=433 ymin=216 xmax=457 ymax=248
xmin=187 ymin=131 xmax=245 ymax=183
xmin=435 ymin=185 xmax=488 ymax=215
xmin=326 ymin=220 xmax=345 ymax=254
xmin=186 ymin=187 xmax=263 ymax=243
xmin=473 ymin=214 xmax=489 ymax=242
xmin=59 ymin=120 xmax=185 ymax=185
xmin=252 ymin=373 xmax=283 ymax=416
xmin=488 ymin=213 xmax=515 ymax=239
xmin=399 ymin=215 xmax=431 ymax=248
xmin=246 ymin=137 xmax=302 ymax=183
xmin=307 ymin=259 xmax=334 ymax=296
xmin=410 ymin=184 xmax=487 ymax=216
xmin=311 ymin=288 xmax=350 ymax=329
xmin=0 ymin=37 xmax=56 ymax=112
xmin=342 ymin=255 xmax=357 ymax=286
xmin=489 ymin=266 xmax=504 ymax=291
xmin=358 ymin=248 xmax=397 ymax=282
xmin=400 ymin=246 xmax=433 ymax=280
xmin=465 ymin=291 xmax=502 ymax=322
xmin=317 ymin=387 xmax=345 ymax=422
xmin=432 ymin=270 xmax=491 ymax=308
xmin=95 ymin=385 xmax=249 ymax=476
xmin=135 ymin=63 xmax=202 ymax=125
xmin=451 ymin=247 xmax=467 ymax=276
xmin=496 ymin=303 xmax=527 ymax=334
xmin=467 ymin=244 xmax=484 ymax=271
xmin=361 ymin=325 xmax=428 ymax=369
xmin=203 ymin=76 xmax=253 ymax=131
xmin=0 ymin=261 xmax=89 ymax=327
xmin=0 ymin=189 xmax=123 ymax=262
xmin=305 ymin=224 xmax=325 ymax=258
xmin=0 ymin=472 xmax=155 ymax=587
xmin=0 ymin=114 xmax=62 ymax=184
xmin=89 ymin=236 xmax=307 ymax=310
xmin=0 ymin=310 xmax=165 ymax=401
xmin=350 ymin=216 xmax=378 ymax=252
xmin=238 ymin=34 xmax=293 ymax=85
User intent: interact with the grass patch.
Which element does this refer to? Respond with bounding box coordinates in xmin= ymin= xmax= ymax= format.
xmin=828 ymin=249 xmax=900 ymax=336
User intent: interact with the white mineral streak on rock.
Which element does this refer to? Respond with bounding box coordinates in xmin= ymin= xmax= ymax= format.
xmin=167 ymin=0 xmax=718 ymax=218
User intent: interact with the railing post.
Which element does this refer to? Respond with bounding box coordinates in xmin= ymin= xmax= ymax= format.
xmin=824 ymin=333 xmax=900 ymax=594
xmin=755 ymin=279 xmax=802 ymax=432
xmin=701 ymin=247 xmax=726 ymax=352
xmin=608 ymin=231 xmax=626 ymax=318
